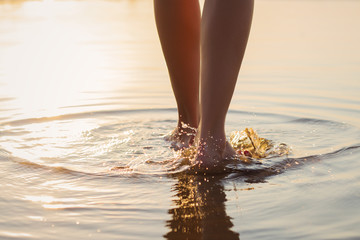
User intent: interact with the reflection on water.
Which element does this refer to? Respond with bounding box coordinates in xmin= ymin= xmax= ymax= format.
xmin=165 ymin=175 xmax=239 ymax=240
xmin=1 ymin=108 xmax=360 ymax=239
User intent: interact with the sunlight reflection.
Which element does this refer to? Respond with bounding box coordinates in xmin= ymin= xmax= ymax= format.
xmin=27 ymin=215 xmax=46 ymax=221
xmin=1 ymin=119 xmax=99 ymax=162
xmin=0 ymin=232 xmax=33 ymax=238
xmin=0 ymin=1 xmax=122 ymax=118
xmin=40 ymin=179 xmax=113 ymax=193
xmin=165 ymin=175 xmax=239 ymax=239
xmin=23 ymin=195 xmax=79 ymax=204
xmin=42 ymin=204 xmax=88 ymax=210
xmin=23 ymin=195 xmax=91 ymax=209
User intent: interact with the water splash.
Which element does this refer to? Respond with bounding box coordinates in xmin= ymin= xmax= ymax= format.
xmin=230 ymin=128 xmax=290 ymax=160
xmin=176 ymin=128 xmax=291 ymax=167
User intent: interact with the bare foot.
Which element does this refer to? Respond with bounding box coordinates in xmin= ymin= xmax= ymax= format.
xmin=164 ymin=122 xmax=197 ymax=150
xmin=192 ymin=137 xmax=237 ymax=172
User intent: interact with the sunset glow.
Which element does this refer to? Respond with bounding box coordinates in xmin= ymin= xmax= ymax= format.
xmin=0 ymin=1 xmax=128 ymax=118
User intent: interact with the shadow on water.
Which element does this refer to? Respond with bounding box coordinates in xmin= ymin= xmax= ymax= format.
xmin=164 ymin=174 xmax=239 ymax=240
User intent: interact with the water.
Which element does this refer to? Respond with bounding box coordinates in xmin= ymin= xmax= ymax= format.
xmin=1 ymin=0 xmax=360 ymax=239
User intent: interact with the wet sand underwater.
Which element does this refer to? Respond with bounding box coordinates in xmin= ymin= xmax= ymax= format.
xmin=0 ymin=0 xmax=360 ymax=239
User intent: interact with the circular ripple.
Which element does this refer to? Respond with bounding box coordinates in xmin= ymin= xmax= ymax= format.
xmin=1 ymin=108 xmax=359 ymax=178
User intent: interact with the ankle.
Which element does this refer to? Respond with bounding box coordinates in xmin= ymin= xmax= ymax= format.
xmin=178 ymin=111 xmax=199 ymax=130
xmin=198 ymin=125 xmax=226 ymax=142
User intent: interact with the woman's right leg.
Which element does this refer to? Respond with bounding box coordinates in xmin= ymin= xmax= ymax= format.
xmin=154 ymin=0 xmax=201 ymax=147
xmin=195 ymin=0 xmax=254 ymax=168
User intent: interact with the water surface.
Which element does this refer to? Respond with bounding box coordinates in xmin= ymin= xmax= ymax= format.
xmin=0 ymin=1 xmax=359 ymax=239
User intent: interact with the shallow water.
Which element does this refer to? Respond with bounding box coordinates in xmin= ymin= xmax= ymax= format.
xmin=1 ymin=0 xmax=360 ymax=239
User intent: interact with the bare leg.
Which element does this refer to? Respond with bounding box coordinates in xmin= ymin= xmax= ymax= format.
xmin=195 ymin=0 xmax=254 ymax=168
xmin=154 ymin=0 xmax=201 ymax=148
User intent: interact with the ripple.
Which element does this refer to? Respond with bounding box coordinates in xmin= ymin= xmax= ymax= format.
xmin=1 ymin=108 xmax=359 ymax=182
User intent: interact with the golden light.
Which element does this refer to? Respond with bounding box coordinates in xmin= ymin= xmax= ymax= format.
xmin=0 ymin=1 xmax=115 ymax=118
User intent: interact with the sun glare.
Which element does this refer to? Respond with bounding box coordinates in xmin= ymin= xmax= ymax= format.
xmin=1 ymin=1 xmax=112 ymax=118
